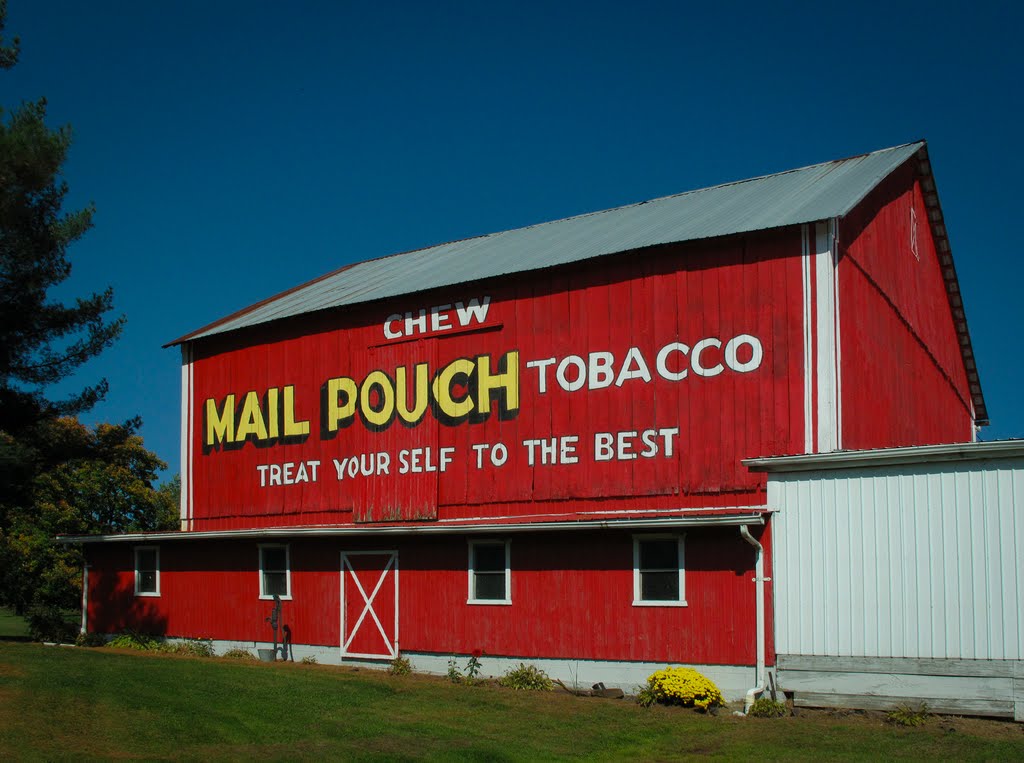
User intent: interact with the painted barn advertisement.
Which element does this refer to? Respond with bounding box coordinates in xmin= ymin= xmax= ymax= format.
xmin=187 ymin=234 xmax=806 ymax=527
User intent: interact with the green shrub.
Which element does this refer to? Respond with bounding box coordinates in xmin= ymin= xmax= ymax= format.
xmin=388 ymin=654 xmax=412 ymax=675
xmin=748 ymin=697 xmax=788 ymax=718
xmin=498 ymin=663 xmax=553 ymax=691
xmin=637 ymin=666 xmax=724 ymax=711
xmin=221 ymin=648 xmax=256 ymax=660
xmin=27 ymin=606 xmax=78 ymax=643
xmin=300 ymin=655 xmax=318 ymax=665
xmin=108 ymin=631 xmax=160 ymax=651
xmin=74 ymin=632 xmax=107 ymax=647
xmin=446 ymin=657 xmax=462 ymax=684
xmin=159 ymin=639 xmax=214 ymax=657
xmin=886 ymin=703 xmax=929 ymax=727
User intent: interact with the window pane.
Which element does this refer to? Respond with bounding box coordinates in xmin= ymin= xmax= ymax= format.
xmin=262 ymin=547 xmax=287 ymax=571
xmin=639 ymin=539 xmax=677 ymax=570
xmin=138 ymin=569 xmax=157 ymax=593
xmin=641 ymin=570 xmax=679 ymax=601
xmin=263 ymin=571 xmax=288 ymax=596
xmin=473 ymin=544 xmax=505 ymax=573
xmin=137 ymin=549 xmax=157 ymax=572
xmin=474 ymin=572 xmax=506 ymax=600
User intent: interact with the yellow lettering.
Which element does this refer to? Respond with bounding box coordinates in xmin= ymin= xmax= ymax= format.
xmin=432 ymin=358 xmax=476 ymax=419
xmin=204 ymin=395 xmax=235 ymax=446
xmin=361 ymin=370 xmax=395 ymax=428
xmin=266 ymin=387 xmax=280 ymax=439
xmin=395 ymin=364 xmax=429 ymax=425
xmin=282 ymin=385 xmax=310 ymax=437
xmin=235 ymin=391 xmax=268 ymax=441
xmin=325 ymin=377 xmax=358 ymax=433
xmin=476 ymin=351 xmax=519 ymax=415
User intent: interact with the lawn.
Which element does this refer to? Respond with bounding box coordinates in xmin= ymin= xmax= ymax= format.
xmin=0 ymin=607 xmax=30 ymax=640
xmin=0 ymin=641 xmax=1022 ymax=761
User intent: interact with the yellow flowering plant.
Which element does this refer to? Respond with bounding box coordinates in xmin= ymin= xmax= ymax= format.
xmin=637 ymin=666 xmax=724 ymax=711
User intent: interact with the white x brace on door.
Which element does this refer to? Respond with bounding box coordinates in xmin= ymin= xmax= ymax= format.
xmin=340 ymin=550 xmax=398 ymax=659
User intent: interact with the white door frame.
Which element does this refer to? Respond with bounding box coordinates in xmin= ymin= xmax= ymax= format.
xmin=340 ymin=550 xmax=399 ymax=659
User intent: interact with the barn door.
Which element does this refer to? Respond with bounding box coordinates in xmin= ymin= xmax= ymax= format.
xmin=340 ymin=551 xmax=399 ymax=659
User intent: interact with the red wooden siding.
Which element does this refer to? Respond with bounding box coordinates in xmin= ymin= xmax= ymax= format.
xmin=838 ymin=162 xmax=974 ymax=447
xmin=86 ymin=526 xmax=773 ymax=667
xmin=187 ymin=228 xmax=807 ymax=530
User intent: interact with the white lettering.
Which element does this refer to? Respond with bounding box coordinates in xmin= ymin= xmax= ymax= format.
xmin=615 ymin=347 xmax=652 ymax=386
xmin=455 ymin=296 xmax=491 ymax=326
xmin=691 ymin=338 xmax=724 ymax=377
xmin=526 ymin=357 xmax=557 ymax=393
xmin=725 ymin=334 xmax=763 ymax=373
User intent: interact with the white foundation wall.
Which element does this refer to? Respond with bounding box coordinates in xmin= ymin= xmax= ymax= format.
xmin=198 ymin=639 xmax=756 ymax=700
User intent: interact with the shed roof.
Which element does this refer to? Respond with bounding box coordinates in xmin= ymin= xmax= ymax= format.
xmin=168 ymin=140 xmax=986 ymax=423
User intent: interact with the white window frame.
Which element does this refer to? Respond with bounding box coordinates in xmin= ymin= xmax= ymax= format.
xmin=467 ymin=539 xmax=511 ymax=605
xmin=134 ymin=546 xmax=160 ymax=597
xmin=632 ymin=534 xmax=687 ymax=607
xmin=259 ymin=543 xmax=292 ymax=600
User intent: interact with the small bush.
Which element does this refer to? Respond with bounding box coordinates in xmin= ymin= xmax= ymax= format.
xmin=388 ymin=654 xmax=412 ymax=675
xmin=446 ymin=657 xmax=463 ymax=684
xmin=161 ymin=639 xmax=214 ymax=657
xmin=636 ymin=683 xmax=658 ymax=708
xmin=887 ymin=703 xmax=929 ymax=727
xmin=498 ymin=663 xmax=553 ymax=691
xmin=27 ymin=607 xmax=78 ymax=643
xmin=300 ymin=655 xmax=318 ymax=665
xmin=74 ymin=632 xmax=106 ymax=648
xmin=748 ymin=697 xmax=788 ymax=718
xmin=638 ymin=666 xmax=724 ymax=711
xmin=108 ymin=631 xmax=160 ymax=651
xmin=221 ymin=648 xmax=257 ymax=660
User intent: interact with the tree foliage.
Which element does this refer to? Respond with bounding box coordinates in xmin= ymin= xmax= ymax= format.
xmin=0 ymin=1 xmax=124 ymax=443
xmin=0 ymin=418 xmax=179 ymax=638
xmin=0 ymin=4 xmax=177 ymax=640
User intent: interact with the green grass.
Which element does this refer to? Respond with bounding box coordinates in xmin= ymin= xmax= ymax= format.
xmin=1 ymin=642 xmax=1022 ymax=761
xmin=0 ymin=607 xmax=31 ymax=640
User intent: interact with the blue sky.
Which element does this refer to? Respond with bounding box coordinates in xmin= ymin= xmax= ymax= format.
xmin=4 ymin=1 xmax=1021 ymax=478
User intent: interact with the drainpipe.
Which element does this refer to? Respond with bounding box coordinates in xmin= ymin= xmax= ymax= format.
xmin=81 ymin=560 xmax=91 ymax=635
xmin=739 ymin=524 xmax=768 ymax=713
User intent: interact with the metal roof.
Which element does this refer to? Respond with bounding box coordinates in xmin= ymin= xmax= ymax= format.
xmin=170 ymin=142 xmax=923 ymax=344
xmin=743 ymin=440 xmax=1024 ymax=473
xmin=58 ymin=510 xmax=766 ymax=544
xmin=168 ymin=140 xmax=986 ymax=423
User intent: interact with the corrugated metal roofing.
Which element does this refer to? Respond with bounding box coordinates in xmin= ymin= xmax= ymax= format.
xmin=171 ymin=142 xmax=922 ymax=344
xmin=167 ymin=140 xmax=987 ymax=424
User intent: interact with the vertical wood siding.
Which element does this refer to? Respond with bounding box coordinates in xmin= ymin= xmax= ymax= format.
xmin=86 ymin=527 xmax=771 ymax=666
xmin=838 ymin=163 xmax=974 ymax=447
xmin=771 ymin=458 xmax=1024 ymax=660
xmin=187 ymin=228 xmax=807 ymax=530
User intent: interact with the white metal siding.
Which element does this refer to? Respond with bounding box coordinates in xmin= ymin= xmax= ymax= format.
xmin=771 ymin=457 xmax=1024 ymax=660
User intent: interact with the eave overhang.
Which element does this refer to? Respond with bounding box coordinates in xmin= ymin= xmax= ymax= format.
xmin=58 ymin=510 xmax=767 ymax=545
xmin=743 ymin=440 xmax=1024 ymax=473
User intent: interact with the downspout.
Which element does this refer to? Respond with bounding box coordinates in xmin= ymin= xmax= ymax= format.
xmin=80 ymin=558 xmax=90 ymax=635
xmin=740 ymin=524 xmax=767 ymax=713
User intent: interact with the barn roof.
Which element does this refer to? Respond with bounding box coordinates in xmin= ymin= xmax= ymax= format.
xmin=168 ymin=140 xmax=986 ymax=423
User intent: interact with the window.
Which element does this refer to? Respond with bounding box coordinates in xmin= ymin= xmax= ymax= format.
xmin=134 ymin=546 xmax=160 ymax=597
xmin=259 ymin=544 xmax=291 ymax=599
xmin=468 ymin=540 xmax=510 ymax=604
xmin=633 ymin=535 xmax=686 ymax=606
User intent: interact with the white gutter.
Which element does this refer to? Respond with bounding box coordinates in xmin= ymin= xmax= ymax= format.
xmin=57 ymin=513 xmax=766 ymax=545
xmin=739 ymin=525 xmax=768 ymax=713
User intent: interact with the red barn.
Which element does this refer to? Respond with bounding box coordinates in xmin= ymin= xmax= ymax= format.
xmin=67 ymin=141 xmax=984 ymax=701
